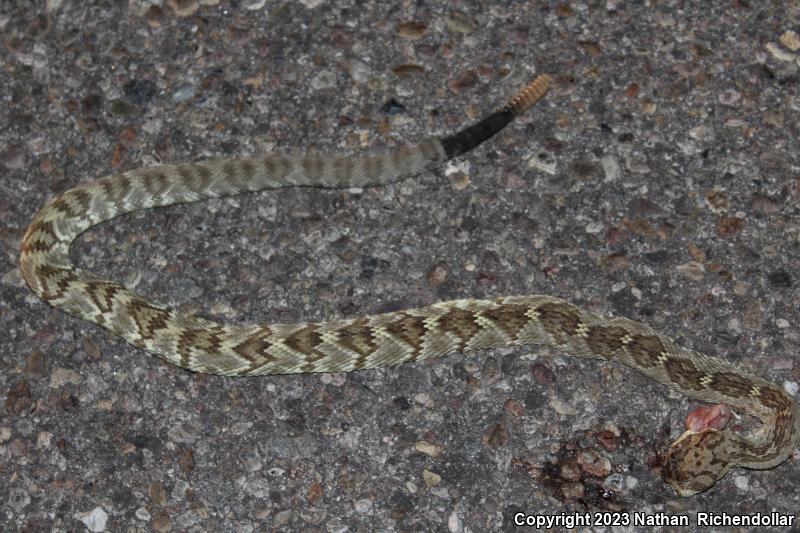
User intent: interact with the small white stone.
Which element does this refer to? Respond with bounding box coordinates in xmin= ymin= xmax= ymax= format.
xmin=784 ymin=381 xmax=799 ymax=396
xmin=766 ymin=42 xmax=796 ymax=62
xmin=584 ymin=221 xmax=604 ymax=234
xmin=444 ymin=159 xmax=470 ymax=176
xmin=689 ymin=124 xmax=715 ymax=143
xmin=549 ymin=397 xmax=578 ymax=416
xmin=602 ymin=473 xmax=625 ymax=493
xmin=311 ymin=69 xmax=337 ymax=90
xmin=413 ymin=392 xmax=434 ymax=407
xmin=353 ymin=499 xmax=373 ymax=514
xmin=135 ymin=507 xmax=151 ymax=520
xmin=350 ymin=59 xmax=371 ymax=83
xmin=733 ymin=474 xmax=749 ymax=491
xmin=320 ymin=373 xmax=346 ymax=386
xmin=527 ymin=148 xmax=557 ymax=175
xmin=601 ymin=154 xmax=620 ymax=182
xmin=719 ymin=89 xmax=741 ymax=106
xmin=431 ymin=486 xmax=450 ymax=499
xmin=172 ymin=479 xmax=190 ymax=500
xmin=448 ymin=508 xmax=464 ymax=532
xmin=76 ymin=507 xmax=108 ymax=532
xmin=245 ymin=0 xmax=266 ymax=9
xmin=36 ymin=432 xmax=53 ymax=449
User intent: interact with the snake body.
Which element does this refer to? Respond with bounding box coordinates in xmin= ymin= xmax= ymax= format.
xmin=19 ymin=75 xmax=799 ymax=496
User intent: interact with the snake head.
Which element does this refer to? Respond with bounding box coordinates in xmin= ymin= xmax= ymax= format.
xmin=663 ymin=428 xmax=732 ymax=496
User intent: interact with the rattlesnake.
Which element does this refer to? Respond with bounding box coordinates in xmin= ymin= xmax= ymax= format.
xmin=19 ymin=74 xmax=799 ymax=496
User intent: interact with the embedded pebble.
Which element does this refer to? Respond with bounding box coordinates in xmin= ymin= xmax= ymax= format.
xmin=423 ymin=468 xmax=442 ymax=487
xmin=448 ymin=508 xmax=464 ymax=532
xmin=172 ymin=82 xmax=196 ymax=103
xmin=76 ymin=507 xmax=108 ymax=532
xmin=1 ymin=145 xmax=26 ymax=169
xmin=444 ymin=13 xmax=477 ymax=34
xmin=353 ymin=499 xmax=373 ymax=514
xmin=718 ymin=89 xmax=740 ymax=106
xmin=689 ymin=124 xmax=715 ymax=143
xmin=392 ymin=64 xmax=425 ymax=78
xmin=483 ymin=423 xmax=510 ymax=447
xmin=245 ymin=0 xmax=266 ymax=10
xmin=763 ymin=109 xmax=784 ymax=128
xmin=167 ymin=0 xmax=199 ymax=17
xmin=243 ymin=448 xmax=263 ymax=472
xmin=780 ymin=30 xmax=800 ymax=52
xmin=766 ymin=42 xmax=796 ymax=62
xmin=49 ymin=368 xmax=81 ymax=388
xmin=167 ymin=420 xmax=202 ymax=444
xmin=397 ymin=21 xmax=427 ymax=40
xmin=415 ymin=440 xmax=442 ymax=457
xmin=561 ymin=482 xmax=584 ymax=500
xmin=676 ymin=261 xmax=706 ymax=281
xmin=704 ymin=190 xmax=730 ymax=212
xmin=560 ymin=462 xmax=581 ymax=482
xmin=447 ymin=70 xmax=478 ymax=93
xmin=585 ymin=221 xmax=604 ymax=234
xmin=152 ymin=512 xmax=172 ymax=533
xmin=273 ymin=510 xmax=292 ymax=527
xmin=351 ymin=59 xmax=371 ymax=82
xmin=603 ymin=473 xmax=626 ymax=493
xmin=504 ymin=398 xmax=524 ymax=417
xmin=124 ymin=79 xmax=158 ymax=106
xmin=8 ymin=487 xmax=30 ymax=513
xmin=600 ymin=154 xmax=620 ymax=181
xmin=311 ymin=69 xmax=337 ymax=90
xmin=577 ymin=450 xmax=612 ymax=477
xmin=548 ymin=397 xmax=577 ymax=416
xmin=528 ymin=149 xmax=557 ymax=175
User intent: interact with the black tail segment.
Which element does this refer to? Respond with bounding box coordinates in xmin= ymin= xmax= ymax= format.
xmin=440 ymin=108 xmax=515 ymax=159
xmin=439 ymin=74 xmax=552 ymax=160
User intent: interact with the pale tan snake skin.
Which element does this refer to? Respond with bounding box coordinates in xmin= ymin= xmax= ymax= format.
xmin=19 ymin=75 xmax=799 ymax=496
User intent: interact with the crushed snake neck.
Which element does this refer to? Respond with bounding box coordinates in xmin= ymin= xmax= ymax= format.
xmin=19 ymin=75 xmax=799 ymax=496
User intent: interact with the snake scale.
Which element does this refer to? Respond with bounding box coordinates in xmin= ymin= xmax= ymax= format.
xmin=19 ymin=74 xmax=799 ymax=496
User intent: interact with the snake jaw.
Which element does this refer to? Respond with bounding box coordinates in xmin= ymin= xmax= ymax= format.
xmin=663 ymin=428 xmax=732 ymax=497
